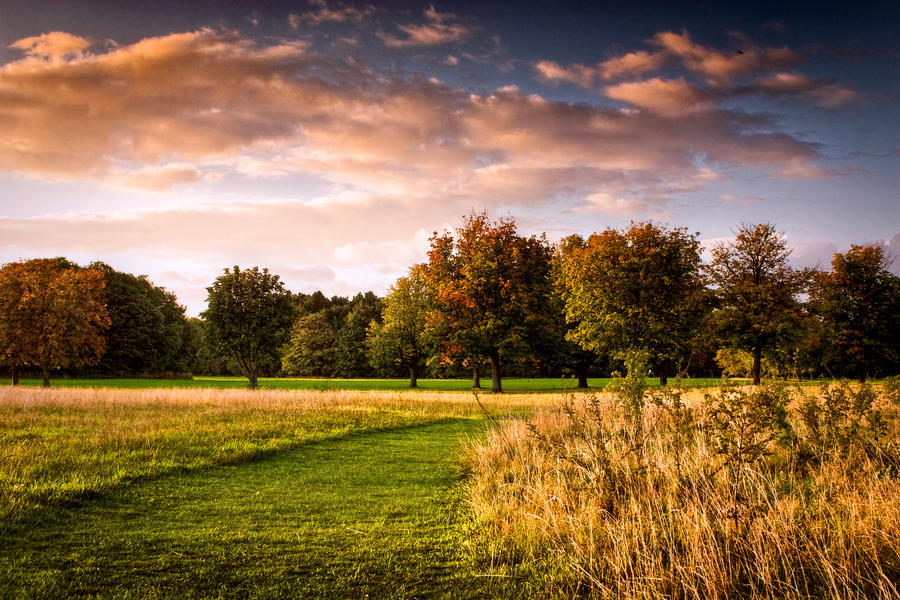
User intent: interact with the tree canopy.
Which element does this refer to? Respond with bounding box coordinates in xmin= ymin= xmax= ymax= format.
xmin=202 ymin=266 xmax=294 ymax=389
xmin=366 ymin=265 xmax=432 ymax=387
xmin=809 ymin=244 xmax=900 ymax=381
xmin=91 ymin=263 xmax=192 ymax=376
xmin=424 ymin=212 xmax=555 ymax=393
xmin=0 ymin=258 xmax=110 ymax=386
xmin=707 ymin=223 xmax=808 ymax=385
xmin=558 ymin=223 xmax=705 ymax=384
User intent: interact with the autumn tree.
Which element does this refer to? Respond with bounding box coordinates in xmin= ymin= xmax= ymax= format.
xmin=366 ymin=265 xmax=432 ymax=387
xmin=0 ymin=258 xmax=110 ymax=387
xmin=809 ymin=244 xmax=900 ymax=381
xmin=203 ymin=266 xmax=294 ymax=389
xmin=707 ymin=223 xmax=808 ymax=385
xmin=558 ymin=223 xmax=705 ymax=384
xmin=424 ymin=212 xmax=555 ymax=393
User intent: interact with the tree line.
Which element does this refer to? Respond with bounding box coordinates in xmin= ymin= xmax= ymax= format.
xmin=2 ymin=213 xmax=899 ymax=389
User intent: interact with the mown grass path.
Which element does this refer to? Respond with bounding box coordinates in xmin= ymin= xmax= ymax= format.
xmin=0 ymin=418 xmax=511 ymax=599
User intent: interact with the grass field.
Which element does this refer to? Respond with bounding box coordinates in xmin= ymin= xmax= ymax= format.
xmin=3 ymin=382 xmax=896 ymax=599
xmin=0 ymin=386 xmax=541 ymax=599
xmin=13 ymin=375 xmax=729 ymax=392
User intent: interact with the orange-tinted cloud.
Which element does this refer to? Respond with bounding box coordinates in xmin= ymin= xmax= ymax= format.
xmin=604 ymin=77 xmax=712 ymax=116
xmin=9 ymin=31 xmax=93 ymax=58
xmin=0 ymin=28 xmax=830 ymax=206
xmin=536 ymin=51 xmax=665 ymax=86
xmin=379 ymin=6 xmax=474 ymax=47
xmin=653 ymin=31 xmax=799 ymax=83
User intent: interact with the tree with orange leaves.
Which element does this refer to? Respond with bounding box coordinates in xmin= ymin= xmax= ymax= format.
xmin=0 ymin=258 xmax=110 ymax=387
xmin=423 ymin=212 xmax=555 ymax=393
xmin=558 ymin=223 xmax=705 ymax=385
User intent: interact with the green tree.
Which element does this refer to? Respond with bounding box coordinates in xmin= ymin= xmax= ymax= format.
xmin=424 ymin=212 xmax=555 ymax=393
xmin=707 ymin=223 xmax=808 ymax=385
xmin=202 ymin=266 xmax=294 ymax=389
xmin=558 ymin=223 xmax=705 ymax=384
xmin=366 ymin=265 xmax=432 ymax=387
xmin=0 ymin=258 xmax=110 ymax=387
xmin=335 ymin=292 xmax=383 ymax=377
xmin=809 ymin=244 xmax=900 ymax=381
xmin=91 ymin=263 xmax=191 ymax=376
xmin=281 ymin=312 xmax=338 ymax=377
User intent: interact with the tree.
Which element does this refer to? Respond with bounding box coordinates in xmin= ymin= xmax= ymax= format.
xmin=0 ymin=258 xmax=110 ymax=387
xmin=202 ymin=266 xmax=294 ymax=389
xmin=281 ymin=312 xmax=338 ymax=377
xmin=91 ymin=263 xmax=191 ymax=376
xmin=707 ymin=223 xmax=808 ymax=385
xmin=558 ymin=223 xmax=705 ymax=385
xmin=424 ymin=212 xmax=555 ymax=393
xmin=335 ymin=292 xmax=383 ymax=377
xmin=366 ymin=265 xmax=432 ymax=387
xmin=809 ymin=244 xmax=900 ymax=381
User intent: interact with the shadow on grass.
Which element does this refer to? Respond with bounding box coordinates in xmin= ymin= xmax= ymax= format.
xmin=0 ymin=418 xmax=520 ymax=599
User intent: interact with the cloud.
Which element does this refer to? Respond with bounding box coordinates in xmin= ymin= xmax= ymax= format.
xmin=535 ymin=51 xmax=664 ymax=86
xmin=755 ymin=72 xmax=859 ymax=107
xmin=379 ymin=6 xmax=474 ymax=47
xmin=9 ymin=31 xmax=92 ymax=58
xmin=653 ymin=31 xmax=799 ymax=83
xmin=289 ymin=0 xmax=376 ymax=27
xmin=604 ymin=77 xmax=712 ymax=116
xmin=0 ymin=28 xmax=831 ymax=207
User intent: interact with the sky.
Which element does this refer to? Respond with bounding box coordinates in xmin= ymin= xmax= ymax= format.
xmin=0 ymin=0 xmax=897 ymax=315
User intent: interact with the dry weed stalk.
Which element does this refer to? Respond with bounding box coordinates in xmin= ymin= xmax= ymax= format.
xmin=465 ymin=380 xmax=900 ymax=599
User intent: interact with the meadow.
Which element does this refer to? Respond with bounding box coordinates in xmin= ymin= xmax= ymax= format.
xmin=1 ymin=381 xmax=898 ymax=599
xmin=0 ymin=386 xmax=541 ymax=599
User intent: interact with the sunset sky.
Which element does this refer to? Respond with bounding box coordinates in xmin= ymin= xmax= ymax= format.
xmin=0 ymin=0 xmax=897 ymax=315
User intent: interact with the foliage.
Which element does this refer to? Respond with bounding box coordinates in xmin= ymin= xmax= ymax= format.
xmin=558 ymin=222 xmax=705 ymax=384
xmin=809 ymin=244 xmax=900 ymax=381
xmin=707 ymin=223 xmax=809 ymax=384
xmin=0 ymin=258 xmax=110 ymax=386
xmin=281 ymin=311 xmax=338 ymax=377
xmin=334 ymin=292 xmax=383 ymax=377
xmin=424 ymin=212 xmax=556 ymax=392
xmin=366 ymin=265 xmax=432 ymax=387
xmin=90 ymin=262 xmax=192 ymax=376
xmin=202 ymin=266 xmax=294 ymax=389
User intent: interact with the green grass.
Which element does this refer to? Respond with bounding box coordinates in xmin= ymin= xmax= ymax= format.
xmin=0 ymin=387 xmax=540 ymax=598
xmin=13 ymin=375 xmax=730 ymax=392
xmin=0 ymin=418 xmax=516 ymax=599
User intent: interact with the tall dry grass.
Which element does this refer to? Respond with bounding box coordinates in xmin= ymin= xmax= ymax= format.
xmin=465 ymin=381 xmax=900 ymax=599
xmin=0 ymin=385 xmax=543 ymax=527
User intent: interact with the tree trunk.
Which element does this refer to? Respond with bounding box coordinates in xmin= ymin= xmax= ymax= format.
xmin=576 ymin=365 xmax=588 ymax=389
xmin=41 ymin=364 xmax=50 ymax=388
xmin=11 ymin=364 xmax=19 ymax=386
xmin=248 ymin=373 xmax=258 ymax=390
xmin=752 ymin=346 xmax=761 ymax=386
xmin=658 ymin=364 xmax=668 ymax=387
xmin=409 ymin=364 xmax=418 ymax=388
xmin=489 ymin=351 xmax=502 ymax=394
xmin=472 ymin=365 xmax=481 ymax=389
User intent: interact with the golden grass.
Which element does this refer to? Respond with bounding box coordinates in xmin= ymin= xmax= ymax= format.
xmin=464 ymin=385 xmax=900 ymax=599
